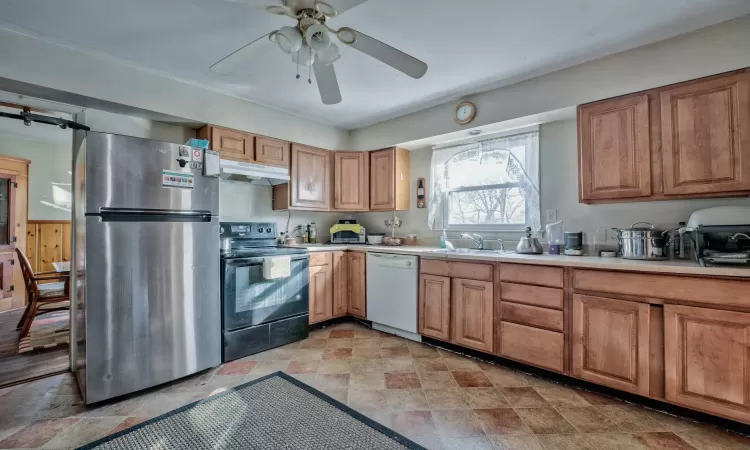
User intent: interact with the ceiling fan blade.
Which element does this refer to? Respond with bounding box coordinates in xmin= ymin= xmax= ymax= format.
xmin=210 ymin=32 xmax=272 ymax=75
xmin=326 ymin=0 xmax=368 ymax=15
xmin=313 ymin=61 xmax=342 ymax=105
xmin=339 ymin=28 xmax=427 ymax=79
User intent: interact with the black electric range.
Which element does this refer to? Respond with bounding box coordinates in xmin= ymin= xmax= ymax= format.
xmin=220 ymin=222 xmax=309 ymax=362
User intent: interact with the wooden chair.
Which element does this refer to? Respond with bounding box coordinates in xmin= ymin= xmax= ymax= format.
xmin=15 ymin=248 xmax=70 ymax=340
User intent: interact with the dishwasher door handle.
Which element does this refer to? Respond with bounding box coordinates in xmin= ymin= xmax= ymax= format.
xmin=368 ymin=253 xmax=416 ymax=269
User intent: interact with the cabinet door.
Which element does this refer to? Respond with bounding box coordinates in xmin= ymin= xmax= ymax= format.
xmin=332 ymin=251 xmax=348 ymax=317
xmin=661 ymin=72 xmax=750 ymax=195
xmin=291 ymin=144 xmax=330 ymax=210
xmin=578 ymin=95 xmax=652 ymax=201
xmin=370 ymin=148 xmax=395 ymax=211
xmin=211 ymin=127 xmax=254 ymax=162
xmin=334 ymin=152 xmax=369 ymax=211
xmin=572 ymin=294 xmax=651 ymax=395
xmin=664 ymin=304 xmax=750 ymax=423
xmin=418 ymin=274 xmax=451 ymax=341
xmin=255 ymin=137 xmax=290 ymax=168
xmin=347 ymin=252 xmax=366 ymax=318
xmin=0 ymin=252 xmax=13 ymax=300
xmin=309 ymin=264 xmax=333 ymax=324
xmin=452 ymin=278 xmax=493 ymax=352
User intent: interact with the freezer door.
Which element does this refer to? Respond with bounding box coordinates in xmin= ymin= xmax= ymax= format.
xmin=84 ymin=132 xmax=218 ymax=214
xmin=84 ymin=216 xmax=220 ymax=403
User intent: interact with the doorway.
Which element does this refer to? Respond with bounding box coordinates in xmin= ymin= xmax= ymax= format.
xmin=0 ymin=102 xmax=73 ymax=387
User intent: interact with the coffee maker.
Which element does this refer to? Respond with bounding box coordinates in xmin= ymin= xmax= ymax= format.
xmin=564 ymin=232 xmax=583 ymax=256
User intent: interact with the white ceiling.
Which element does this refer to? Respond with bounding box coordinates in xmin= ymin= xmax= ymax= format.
xmin=1 ymin=0 xmax=749 ymax=130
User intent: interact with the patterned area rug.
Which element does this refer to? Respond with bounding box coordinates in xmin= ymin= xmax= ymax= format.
xmin=79 ymin=372 xmax=425 ymax=450
xmin=18 ymin=310 xmax=69 ymax=354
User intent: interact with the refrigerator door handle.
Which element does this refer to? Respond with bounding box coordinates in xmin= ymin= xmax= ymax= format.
xmin=97 ymin=208 xmax=212 ymax=222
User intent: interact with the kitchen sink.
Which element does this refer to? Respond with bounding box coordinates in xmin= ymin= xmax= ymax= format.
xmin=426 ymin=248 xmax=513 ymax=255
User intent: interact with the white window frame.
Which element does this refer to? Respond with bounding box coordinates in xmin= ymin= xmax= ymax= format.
xmin=442 ymin=183 xmax=529 ymax=232
xmin=437 ymin=128 xmax=538 ymax=233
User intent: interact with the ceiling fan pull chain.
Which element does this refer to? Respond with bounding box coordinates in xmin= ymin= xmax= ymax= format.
xmin=308 ymin=46 xmax=313 ymax=84
xmin=296 ymin=50 xmax=301 ymax=80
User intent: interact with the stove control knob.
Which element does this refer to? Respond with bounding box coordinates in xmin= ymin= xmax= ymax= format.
xmin=265 ymin=227 xmax=272 ymax=233
xmin=257 ymin=227 xmax=263 ymax=233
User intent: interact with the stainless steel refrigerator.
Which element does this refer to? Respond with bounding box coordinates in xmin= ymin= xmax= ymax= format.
xmin=71 ymin=131 xmax=221 ymax=404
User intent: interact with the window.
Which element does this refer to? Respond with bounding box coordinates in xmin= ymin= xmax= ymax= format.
xmin=428 ymin=129 xmax=540 ymax=232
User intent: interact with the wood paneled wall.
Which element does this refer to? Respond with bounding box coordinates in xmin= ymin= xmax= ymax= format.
xmin=26 ymin=221 xmax=71 ymax=273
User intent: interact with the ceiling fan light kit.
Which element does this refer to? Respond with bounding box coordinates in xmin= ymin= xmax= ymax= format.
xmin=275 ymin=26 xmax=303 ymax=54
xmin=315 ymin=43 xmax=341 ymax=65
xmin=305 ymin=23 xmax=331 ymax=52
xmin=211 ymin=0 xmax=429 ymax=105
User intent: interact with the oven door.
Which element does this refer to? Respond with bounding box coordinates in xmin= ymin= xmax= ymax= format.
xmin=222 ymin=255 xmax=309 ymax=331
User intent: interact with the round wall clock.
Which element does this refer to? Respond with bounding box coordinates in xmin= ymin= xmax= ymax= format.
xmin=455 ymin=101 xmax=476 ymax=125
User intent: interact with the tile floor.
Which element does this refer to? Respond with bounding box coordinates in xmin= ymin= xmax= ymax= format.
xmin=0 ymin=320 xmax=748 ymax=449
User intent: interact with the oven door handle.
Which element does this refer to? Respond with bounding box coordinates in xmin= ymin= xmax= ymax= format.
xmin=224 ymin=255 xmax=310 ymax=266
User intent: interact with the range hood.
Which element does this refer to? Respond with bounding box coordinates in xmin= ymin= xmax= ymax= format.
xmin=220 ymin=159 xmax=290 ymax=186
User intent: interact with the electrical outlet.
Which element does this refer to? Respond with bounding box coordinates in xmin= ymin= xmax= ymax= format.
xmin=546 ymin=209 xmax=557 ymax=222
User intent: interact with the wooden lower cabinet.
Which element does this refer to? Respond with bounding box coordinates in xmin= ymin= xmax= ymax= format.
xmin=572 ymin=294 xmax=652 ymax=396
xmin=452 ymin=278 xmax=493 ymax=352
xmin=347 ymin=252 xmax=366 ymax=319
xmin=309 ymin=264 xmax=333 ymax=325
xmin=418 ymin=274 xmax=451 ymax=341
xmin=332 ymin=252 xmax=348 ymax=317
xmin=664 ymin=304 xmax=750 ymax=423
xmin=500 ymin=321 xmax=565 ymax=373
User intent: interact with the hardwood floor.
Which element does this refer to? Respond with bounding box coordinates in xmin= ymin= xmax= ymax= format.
xmin=0 ymin=308 xmax=69 ymax=388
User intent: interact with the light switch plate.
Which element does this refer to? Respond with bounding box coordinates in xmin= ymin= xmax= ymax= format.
xmin=546 ymin=209 xmax=557 ymax=222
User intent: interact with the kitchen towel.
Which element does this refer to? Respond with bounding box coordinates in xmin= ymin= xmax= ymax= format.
xmin=263 ymin=256 xmax=291 ymax=279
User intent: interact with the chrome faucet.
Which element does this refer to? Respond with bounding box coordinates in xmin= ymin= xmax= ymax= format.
xmin=460 ymin=233 xmax=484 ymax=250
xmin=496 ymin=238 xmax=505 ymax=252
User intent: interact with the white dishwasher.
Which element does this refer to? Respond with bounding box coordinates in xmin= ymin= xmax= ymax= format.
xmin=366 ymin=252 xmax=421 ymax=341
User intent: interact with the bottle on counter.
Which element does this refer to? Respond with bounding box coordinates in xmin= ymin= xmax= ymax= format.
xmin=309 ymin=222 xmax=318 ymax=244
xmin=440 ymin=230 xmax=448 ymax=248
xmin=303 ymin=224 xmax=309 ymax=244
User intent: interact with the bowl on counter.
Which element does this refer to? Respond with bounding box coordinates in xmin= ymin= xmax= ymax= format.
xmin=367 ymin=233 xmax=385 ymax=245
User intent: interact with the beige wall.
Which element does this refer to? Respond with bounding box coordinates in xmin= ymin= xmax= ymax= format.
xmin=350 ymin=15 xmax=750 ymax=150
xmin=355 ymin=120 xmax=750 ymax=247
xmin=0 ymin=29 xmax=350 ymax=151
xmin=0 ymin=134 xmax=72 ymax=221
xmin=219 ymin=180 xmax=353 ymax=241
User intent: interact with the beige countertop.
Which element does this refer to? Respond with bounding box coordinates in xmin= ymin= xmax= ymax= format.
xmin=289 ymin=244 xmax=750 ymax=278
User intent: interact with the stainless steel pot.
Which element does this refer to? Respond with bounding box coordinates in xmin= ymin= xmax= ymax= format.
xmin=611 ymin=222 xmax=672 ymax=260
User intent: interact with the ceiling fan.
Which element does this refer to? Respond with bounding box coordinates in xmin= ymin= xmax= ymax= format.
xmin=210 ymin=0 xmax=428 ymax=105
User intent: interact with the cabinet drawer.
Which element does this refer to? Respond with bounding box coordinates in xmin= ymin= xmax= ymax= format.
xmin=501 ymin=302 xmax=563 ymax=332
xmin=500 ymin=322 xmax=565 ymax=373
xmin=420 ymin=259 xmax=493 ymax=281
xmin=501 ymin=283 xmax=563 ymax=310
xmin=572 ymin=269 xmax=750 ymax=309
xmin=309 ymin=252 xmax=332 ymax=267
xmin=500 ymin=264 xmax=563 ymax=288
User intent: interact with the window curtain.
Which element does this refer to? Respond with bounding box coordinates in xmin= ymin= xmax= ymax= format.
xmin=427 ymin=130 xmax=540 ymax=231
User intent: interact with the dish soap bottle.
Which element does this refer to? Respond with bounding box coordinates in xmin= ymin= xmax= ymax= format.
xmin=440 ymin=230 xmax=448 ymax=249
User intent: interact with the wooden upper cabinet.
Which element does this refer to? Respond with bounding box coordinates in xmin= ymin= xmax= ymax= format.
xmin=660 ymin=72 xmax=750 ymax=195
xmin=452 ymin=278 xmax=493 ymax=352
xmin=333 ymin=152 xmax=369 ymax=211
xmin=347 ymin=252 xmax=366 ymax=319
xmin=255 ymin=136 xmax=290 ymax=168
xmin=309 ymin=264 xmax=333 ymax=325
xmin=332 ymin=251 xmax=348 ymax=317
xmin=578 ymin=94 xmax=652 ymax=201
xmin=572 ymin=294 xmax=652 ymax=396
xmin=418 ymin=274 xmax=451 ymax=341
xmin=204 ymin=126 xmax=254 ymax=162
xmin=289 ymin=144 xmax=330 ymax=210
xmin=370 ymin=147 xmax=410 ymax=211
xmin=664 ymin=304 xmax=750 ymax=423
